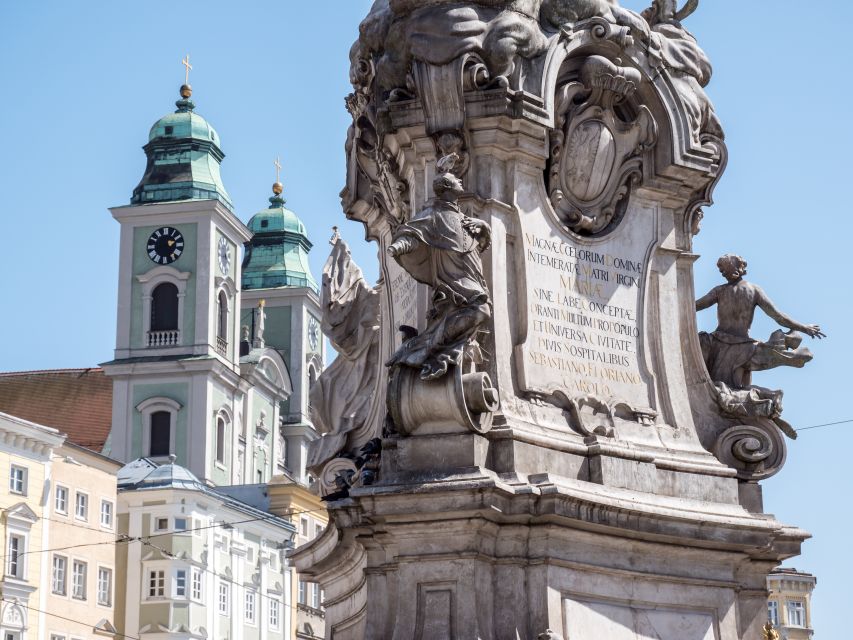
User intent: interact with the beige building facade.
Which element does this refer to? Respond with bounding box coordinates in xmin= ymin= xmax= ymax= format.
xmin=268 ymin=477 xmax=327 ymax=640
xmin=0 ymin=412 xmax=121 ymax=640
xmin=44 ymin=443 xmax=121 ymax=640
xmin=767 ymin=568 xmax=816 ymax=639
xmin=0 ymin=412 xmax=62 ymax=640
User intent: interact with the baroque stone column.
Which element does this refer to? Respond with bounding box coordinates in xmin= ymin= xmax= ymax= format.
xmin=292 ymin=2 xmax=811 ymax=639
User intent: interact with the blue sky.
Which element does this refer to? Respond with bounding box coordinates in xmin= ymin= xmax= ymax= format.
xmin=1 ymin=0 xmax=850 ymax=634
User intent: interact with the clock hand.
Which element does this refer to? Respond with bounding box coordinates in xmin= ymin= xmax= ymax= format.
xmin=168 ymin=240 xmax=176 ymax=247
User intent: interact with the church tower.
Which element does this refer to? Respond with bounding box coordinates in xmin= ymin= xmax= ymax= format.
xmin=103 ymin=82 xmax=291 ymax=486
xmin=240 ymin=176 xmax=323 ymax=486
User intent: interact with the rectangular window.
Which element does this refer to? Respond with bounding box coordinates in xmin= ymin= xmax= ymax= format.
xmin=269 ymin=599 xmax=280 ymax=629
xmin=311 ymin=583 xmax=321 ymax=609
xmin=97 ymin=567 xmax=112 ymax=606
xmin=298 ymin=580 xmax=306 ymax=605
xmin=52 ymin=555 xmax=68 ymax=595
xmin=50 ymin=635 xmax=66 ymax=640
xmin=300 ymin=517 xmax=309 ymax=537
xmin=149 ymin=411 xmax=171 ymax=457
xmin=72 ymin=561 xmax=87 ymax=600
xmin=245 ymin=590 xmax=257 ymax=624
xmin=175 ymin=569 xmax=187 ymax=597
xmin=155 ymin=517 xmax=169 ymax=531
xmin=788 ymin=600 xmax=805 ymax=627
xmin=100 ymin=500 xmax=114 ymax=528
xmin=768 ymin=601 xmax=779 ymax=626
xmin=174 ymin=517 xmax=187 ymax=532
xmin=6 ymin=534 xmax=24 ymax=579
xmin=75 ymin=493 xmax=89 ymax=521
xmin=315 ymin=522 xmax=324 ymax=538
xmin=9 ymin=466 xmax=26 ymax=495
xmin=148 ymin=570 xmax=165 ymax=597
xmin=218 ymin=582 xmax=229 ymax=615
xmin=191 ymin=568 xmax=202 ymax=600
xmin=55 ymin=486 xmax=69 ymax=514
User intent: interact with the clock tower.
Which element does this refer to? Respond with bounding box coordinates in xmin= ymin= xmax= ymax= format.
xmin=103 ymin=85 xmax=291 ymax=486
xmin=240 ymin=178 xmax=323 ymax=485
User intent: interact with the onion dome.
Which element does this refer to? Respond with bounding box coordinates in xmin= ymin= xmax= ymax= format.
xmin=242 ymin=184 xmax=318 ymax=292
xmin=131 ymin=85 xmax=233 ymax=210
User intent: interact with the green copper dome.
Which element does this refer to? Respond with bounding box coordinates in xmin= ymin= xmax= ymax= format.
xmin=131 ymin=89 xmax=233 ymax=210
xmin=242 ymin=192 xmax=318 ymax=292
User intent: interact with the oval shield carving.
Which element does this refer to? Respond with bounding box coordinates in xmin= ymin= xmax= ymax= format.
xmin=565 ymin=120 xmax=616 ymax=202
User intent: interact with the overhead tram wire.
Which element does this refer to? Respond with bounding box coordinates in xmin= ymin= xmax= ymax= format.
xmin=796 ymin=418 xmax=853 ymax=432
xmin=0 ymin=504 xmax=331 ymax=563
xmin=0 ymin=598 xmax=140 ymax=640
xmin=140 ymin=538 xmax=321 ymax=614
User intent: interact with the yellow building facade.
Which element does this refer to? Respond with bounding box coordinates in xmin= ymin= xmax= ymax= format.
xmin=44 ymin=443 xmax=121 ymax=640
xmin=0 ymin=412 xmax=63 ymax=640
xmin=269 ymin=475 xmax=328 ymax=640
xmin=767 ymin=567 xmax=816 ymax=639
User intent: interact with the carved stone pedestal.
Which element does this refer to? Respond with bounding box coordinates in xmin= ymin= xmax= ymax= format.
xmin=298 ymin=456 xmax=805 ymax=640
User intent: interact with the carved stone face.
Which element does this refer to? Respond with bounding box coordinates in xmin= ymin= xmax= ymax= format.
xmin=717 ymin=254 xmax=747 ymax=282
xmin=434 ymin=173 xmax=464 ymax=198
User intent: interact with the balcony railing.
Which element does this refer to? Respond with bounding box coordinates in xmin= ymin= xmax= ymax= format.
xmin=216 ymin=336 xmax=228 ymax=356
xmin=148 ymin=330 xmax=180 ymax=347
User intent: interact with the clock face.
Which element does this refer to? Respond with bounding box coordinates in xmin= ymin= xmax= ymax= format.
xmin=308 ymin=316 xmax=320 ymax=351
xmin=147 ymin=227 xmax=184 ymax=264
xmin=217 ymin=237 xmax=232 ymax=274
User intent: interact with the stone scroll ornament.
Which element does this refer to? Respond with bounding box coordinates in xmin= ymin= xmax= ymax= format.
xmin=697 ymin=254 xmax=825 ymax=478
xmin=385 ymin=153 xmax=500 ymax=435
xmin=548 ymin=55 xmax=658 ymax=235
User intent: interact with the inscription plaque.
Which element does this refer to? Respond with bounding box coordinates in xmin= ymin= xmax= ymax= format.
xmin=516 ymin=201 xmax=656 ymax=412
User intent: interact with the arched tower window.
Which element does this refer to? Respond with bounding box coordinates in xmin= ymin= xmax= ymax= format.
xmin=151 ymin=283 xmax=179 ymax=332
xmin=149 ymin=411 xmax=172 ymax=457
xmin=216 ymin=291 xmax=229 ymax=356
xmin=215 ymin=417 xmax=226 ymax=465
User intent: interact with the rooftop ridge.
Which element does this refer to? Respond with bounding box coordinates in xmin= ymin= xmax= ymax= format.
xmin=0 ymin=367 xmax=104 ymax=377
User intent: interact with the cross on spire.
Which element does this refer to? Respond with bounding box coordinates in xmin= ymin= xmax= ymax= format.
xmin=274 ymin=157 xmax=282 ymax=183
xmin=182 ymin=54 xmax=192 ymax=85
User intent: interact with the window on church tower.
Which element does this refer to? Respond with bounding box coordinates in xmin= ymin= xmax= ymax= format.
xmin=150 ymin=411 xmax=171 ymax=457
xmin=151 ymin=283 xmax=179 ymax=332
xmin=217 ymin=292 xmax=228 ymax=340
xmin=216 ymin=417 xmax=226 ymax=465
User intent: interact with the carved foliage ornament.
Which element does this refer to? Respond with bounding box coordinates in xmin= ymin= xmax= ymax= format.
xmin=549 ymin=55 xmax=657 ymax=235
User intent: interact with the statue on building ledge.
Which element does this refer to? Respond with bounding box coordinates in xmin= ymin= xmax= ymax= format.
xmin=696 ymin=254 xmax=825 ymax=438
xmin=387 ymin=153 xmax=492 ymax=381
xmin=385 ymin=153 xmax=499 ymax=436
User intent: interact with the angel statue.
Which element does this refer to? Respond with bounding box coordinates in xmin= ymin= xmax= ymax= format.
xmin=641 ymin=0 xmax=723 ymax=143
xmin=387 ymin=154 xmax=492 ymax=381
xmin=696 ymin=254 xmax=825 ymax=437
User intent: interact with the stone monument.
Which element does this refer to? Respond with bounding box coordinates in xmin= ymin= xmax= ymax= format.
xmin=292 ymin=2 xmax=820 ymax=638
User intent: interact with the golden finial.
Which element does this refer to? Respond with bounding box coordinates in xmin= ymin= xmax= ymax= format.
xmin=273 ymin=157 xmax=283 ymax=195
xmin=180 ymin=54 xmax=193 ymax=98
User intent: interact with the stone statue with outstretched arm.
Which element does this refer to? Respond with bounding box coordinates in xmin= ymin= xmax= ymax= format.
xmin=386 ymin=153 xmax=492 ymax=381
xmin=696 ymin=254 xmax=824 ymax=436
